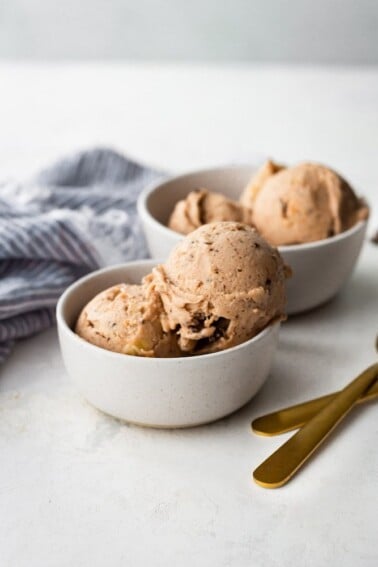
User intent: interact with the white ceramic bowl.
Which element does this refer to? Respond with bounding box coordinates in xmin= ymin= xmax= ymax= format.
xmin=56 ymin=260 xmax=280 ymax=428
xmin=138 ymin=166 xmax=368 ymax=314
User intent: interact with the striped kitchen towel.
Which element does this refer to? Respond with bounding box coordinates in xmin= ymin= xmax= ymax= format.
xmin=0 ymin=148 xmax=161 ymax=364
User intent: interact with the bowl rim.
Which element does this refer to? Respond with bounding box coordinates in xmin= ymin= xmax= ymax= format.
xmin=137 ymin=164 xmax=369 ymax=252
xmin=56 ymin=259 xmax=280 ymax=364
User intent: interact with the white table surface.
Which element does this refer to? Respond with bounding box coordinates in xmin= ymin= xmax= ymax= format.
xmin=0 ymin=63 xmax=377 ymax=567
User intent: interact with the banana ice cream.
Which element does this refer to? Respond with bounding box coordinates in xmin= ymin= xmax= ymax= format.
xmin=150 ymin=222 xmax=288 ymax=355
xmin=168 ymin=189 xmax=253 ymax=235
xmin=241 ymin=161 xmax=368 ymax=246
xmin=240 ymin=160 xmax=285 ymax=207
xmin=75 ymin=283 xmax=180 ymax=357
xmin=76 ymin=222 xmax=288 ymax=357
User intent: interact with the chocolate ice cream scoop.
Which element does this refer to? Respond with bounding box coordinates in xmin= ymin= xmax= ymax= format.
xmin=241 ymin=161 xmax=369 ymax=246
xmin=150 ymin=221 xmax=288 ymax=355
xmin=75 ymin=283 xmax=180 ymax=357
xmin=168 ymin=189 xmax=253 ymax=235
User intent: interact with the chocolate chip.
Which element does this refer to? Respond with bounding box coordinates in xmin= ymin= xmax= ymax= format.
xmin=280 ymin=199 xmax=288 ymax=218
xmin=188 ymin=313 xmax=207 ymax=333
xmin=193 ymin=317 xmax=230 ymax=352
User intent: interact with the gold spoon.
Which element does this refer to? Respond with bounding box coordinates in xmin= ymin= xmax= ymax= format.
xmin=253 ymin=362 xmax=378 ymax=488
xmin=252 ymin=378 xmax=378 ymax=436
xmin=253 ymin=339 xmax=378 ymax=436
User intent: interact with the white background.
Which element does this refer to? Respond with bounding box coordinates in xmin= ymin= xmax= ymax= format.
xmin=1 ymin=0 xmax=378 ymax=63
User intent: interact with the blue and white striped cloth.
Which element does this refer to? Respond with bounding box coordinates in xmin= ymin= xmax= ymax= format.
xmin=0 ymin=148 xmax=161 ymax=364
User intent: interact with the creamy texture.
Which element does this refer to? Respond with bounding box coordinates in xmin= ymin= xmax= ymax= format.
xmin=240 ymin=160 xmax=284 ymax=208
xmin=75 ymin=283 xmax=180 ymax=357
xmin=150 ymin=222 xmax=287 ymax=354
xmin=241 ymin=161 xmax=369 ymax=246
xmin=168 ymin=189 xmax=253 ymax=235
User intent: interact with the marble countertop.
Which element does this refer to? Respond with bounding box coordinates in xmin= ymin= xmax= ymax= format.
xmin=0 ymin=63 xmax=377 ymax=567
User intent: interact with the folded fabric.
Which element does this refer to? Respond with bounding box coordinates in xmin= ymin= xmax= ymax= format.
xmin=0 ymin=148 xmax=161 ymax=364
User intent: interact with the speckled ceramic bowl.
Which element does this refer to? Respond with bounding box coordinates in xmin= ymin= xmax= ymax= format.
xmin=137 ymin=166 xmax=368 ymax=314
xmin=56 ymin=260 xmax=280 ymax=428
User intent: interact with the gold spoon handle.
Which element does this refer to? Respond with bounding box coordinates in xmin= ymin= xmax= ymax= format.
xmin=253 ymin=363 xmax=378 ymax=488
xmin=252 ymin=377 xmax=378 ymax=436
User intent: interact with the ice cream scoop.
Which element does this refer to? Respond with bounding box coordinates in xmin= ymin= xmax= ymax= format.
xmin=150 ymin=221 xmax=288 ymax=355
xmin=75 ymin=283 xmax=180 ymax=357
xmin=168 ymin=188 xmax=253 ymax=235
xmin=241 ymin=161 xmax=369 ymax=246
xmin=240 ymin=160 xmax=284 ymax=208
